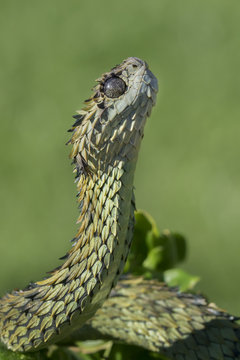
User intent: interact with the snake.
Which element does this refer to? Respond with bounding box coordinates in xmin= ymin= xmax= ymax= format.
xmin=0 ymin=57 xmax=239 ymax=360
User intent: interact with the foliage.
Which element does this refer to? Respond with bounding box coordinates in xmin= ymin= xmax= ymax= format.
xmin=125 ymin=210 xmax=199 ymax=291
xmin=0 ymin=211 xmax=200 ymax=360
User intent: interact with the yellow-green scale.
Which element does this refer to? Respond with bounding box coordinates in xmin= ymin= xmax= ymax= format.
xmin=0 ymin=56 xmax=157 ymax=352
xmin=0 ymin=158 xmax=137 ymax=352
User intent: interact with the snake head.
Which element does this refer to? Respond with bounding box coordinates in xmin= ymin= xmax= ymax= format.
xmin=69 ymin=57 xmax=158 ymax=173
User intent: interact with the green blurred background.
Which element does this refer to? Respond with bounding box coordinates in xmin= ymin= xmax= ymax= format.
xmin=0 ymin=0 xmax=239 ymax=316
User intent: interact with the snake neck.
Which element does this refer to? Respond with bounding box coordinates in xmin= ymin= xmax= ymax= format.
xmin=0 ymin=155 xmax=137 ymax=352
xmin=37 ymin=154 xmax=137 ymax=291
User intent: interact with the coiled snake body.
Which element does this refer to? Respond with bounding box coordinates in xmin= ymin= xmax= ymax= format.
xmin=0 ymin=57 xmax=239 ymax=359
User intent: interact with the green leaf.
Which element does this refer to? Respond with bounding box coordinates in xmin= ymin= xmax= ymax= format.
xmin=143 ymin=246 xmax=164 ymax=271
xmin=125 ymin=210 xmax=187 ymax=277
xmin=154 ymin=231 xmax=187 ymax=271
xmin=74 ymin=340 xmax=112 ymax=360
xmin=164 ymin=268 xmax=200 ymax=291
xmin=49 ymin=347 xmax=82 ymax=360
xmin=124 ymin=211 xmax=153 ymax=274
xmin=107 ymin=344 xmax=168 ymax=360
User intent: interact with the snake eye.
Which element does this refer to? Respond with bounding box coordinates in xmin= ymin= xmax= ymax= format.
xmin=103 ymin=77 xmax=126 ymax=98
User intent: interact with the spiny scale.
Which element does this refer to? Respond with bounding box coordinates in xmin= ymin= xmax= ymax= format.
xmin=72 ymin=277 xmax=240 ymax=360
xmin=0 ymin=58 xmax=239 ymax=360
xmin=0 ymin=57 xmax=158 ymax=352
